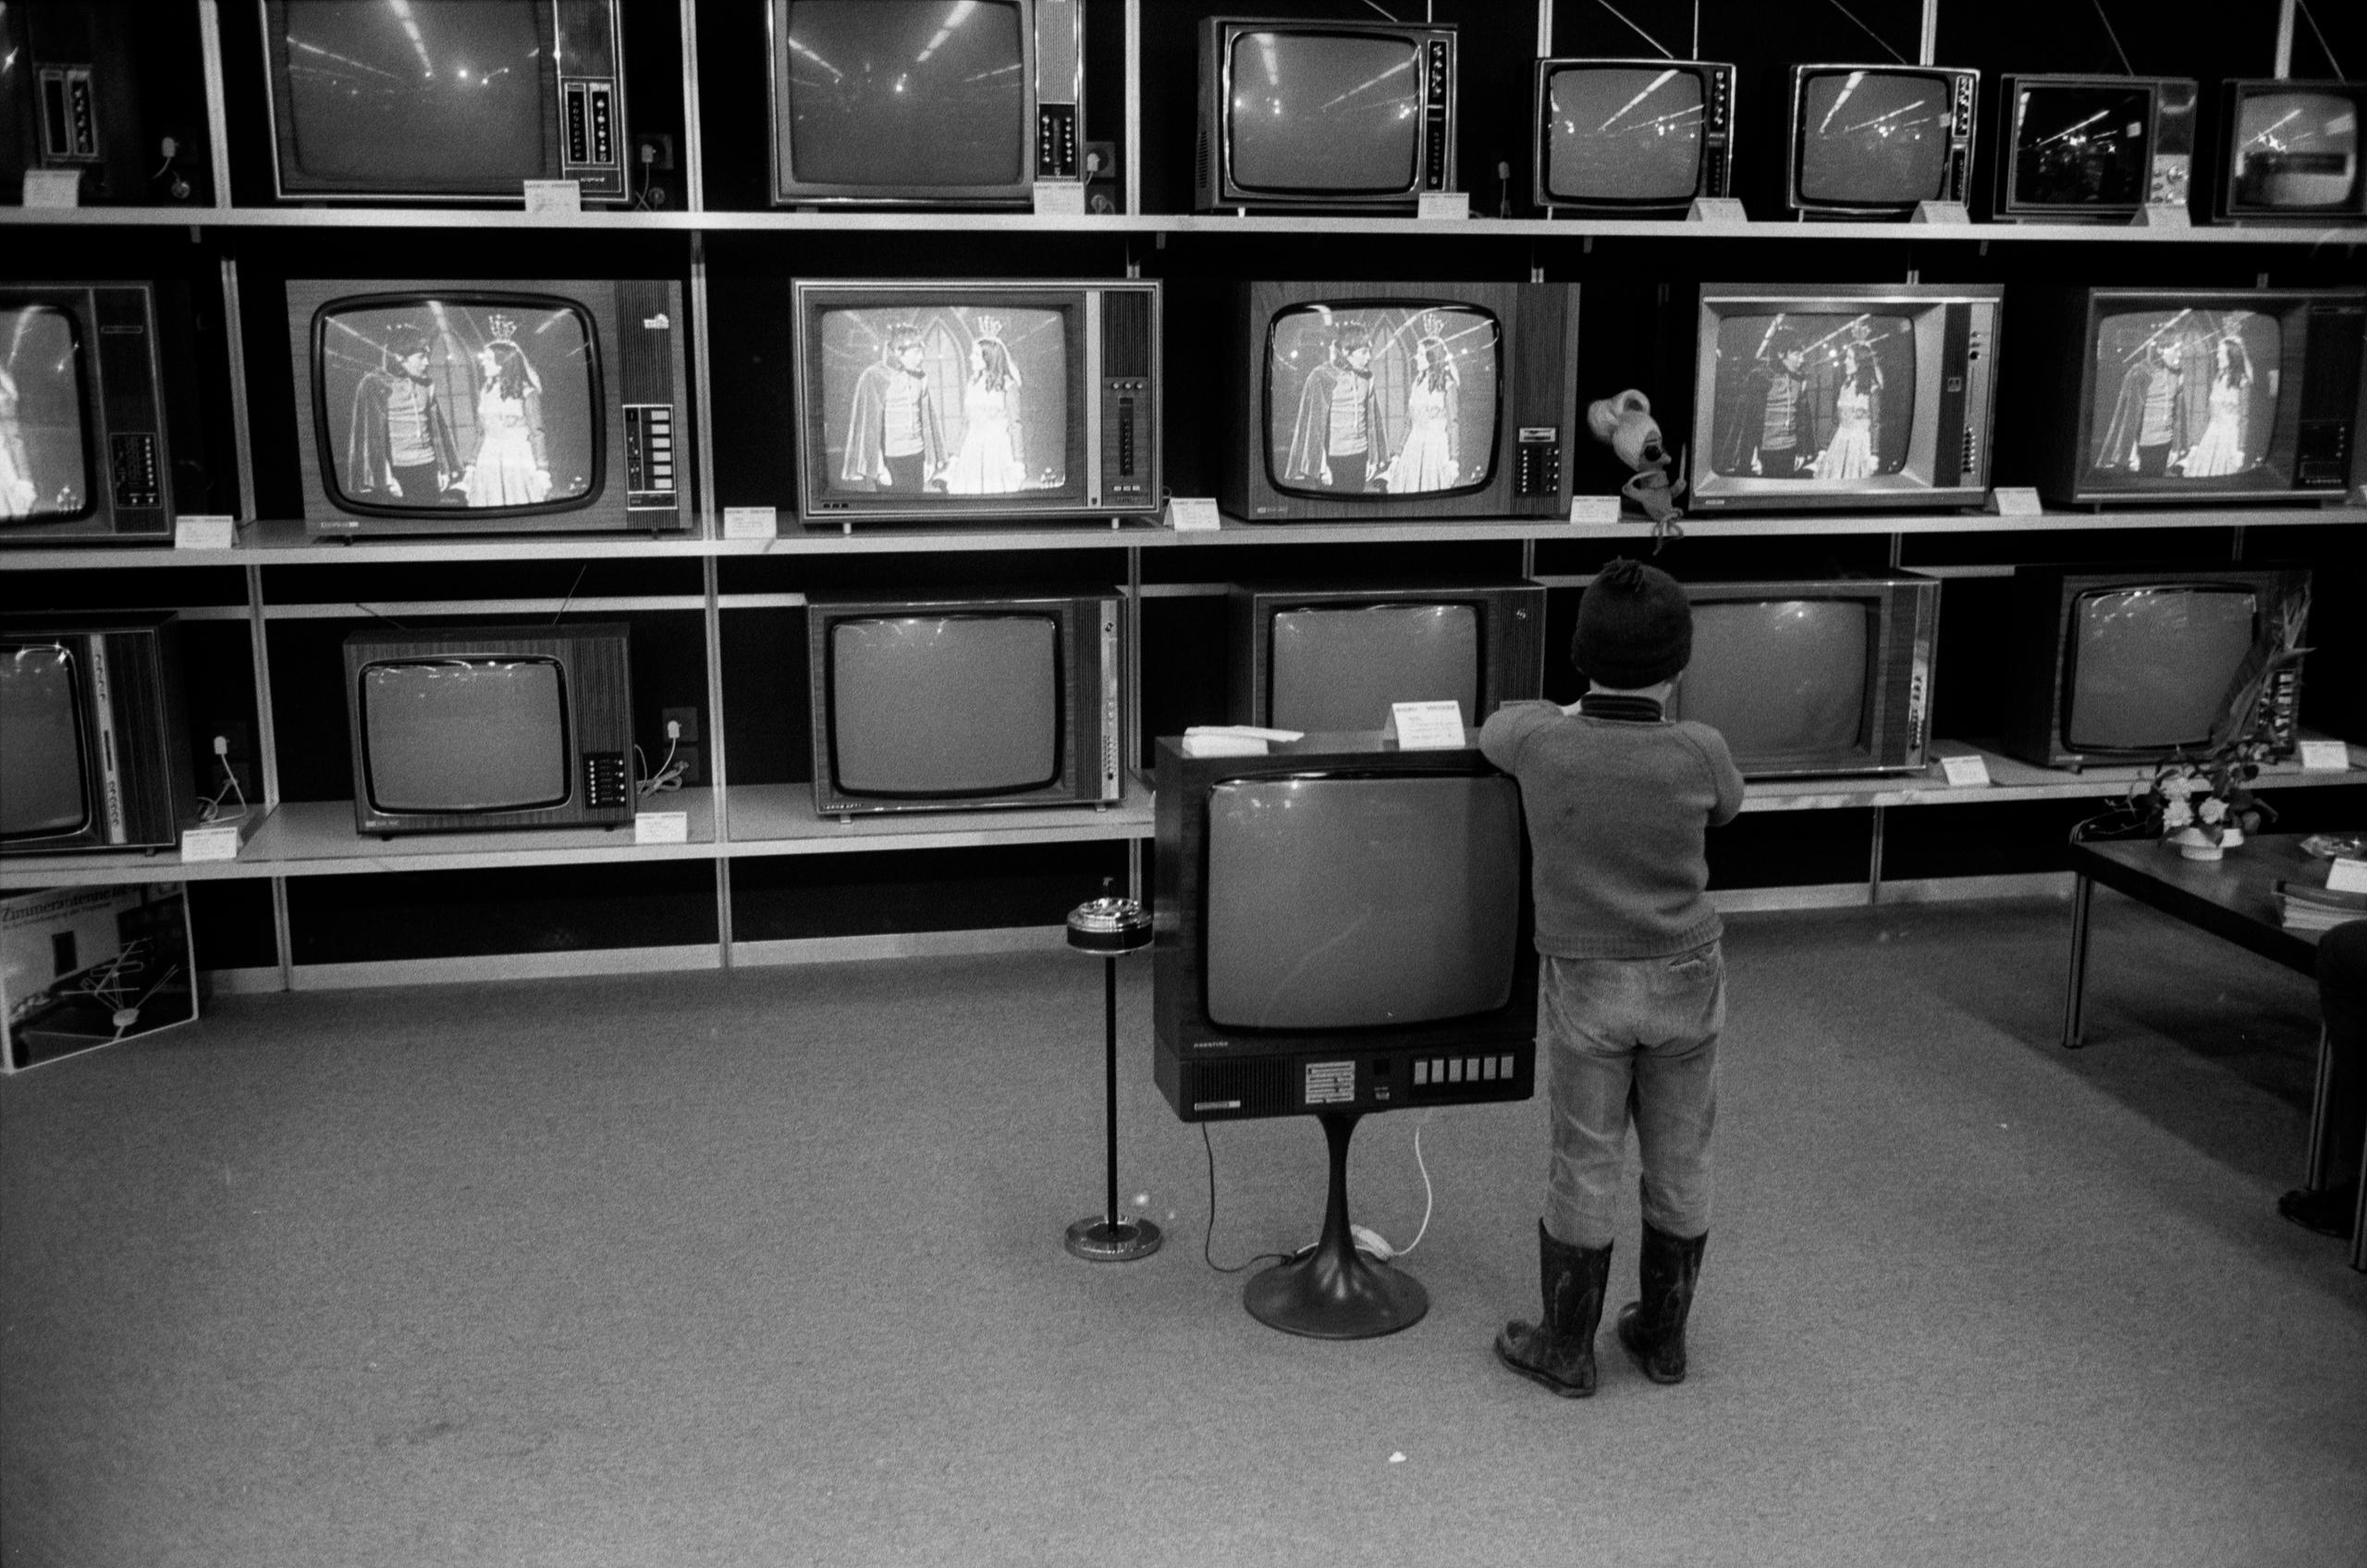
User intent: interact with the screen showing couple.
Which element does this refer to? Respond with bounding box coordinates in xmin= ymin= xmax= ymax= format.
xmin=2086 ymin=309 xmax=2282 ymax=484
xmin=817 ymin=306 xmax=1069 ymax=497
xmin=1265 ymin=304 xmax=1499 ymax=498
xmin=1 ymin=306 xmax=91 ymax=523
xmin=317 ymin=300 xmax=597 ymax=512
xmin=1708 ymin=313 xmax=1915 ymax=484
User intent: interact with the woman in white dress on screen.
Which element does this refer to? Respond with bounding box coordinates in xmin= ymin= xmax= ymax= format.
xmin=0 ymin=365 xmax=38 ymax=519
xmin=1810 ymin=343 xmax=1879 ymax=482
xmin=942 ymin=325 xmax=1026 ymax=495
xmin=460 ymin=326 xmax=552 ymax=508
xmin=1380 ymin=329 xmax=1460 ymax=494
xmin=2177 ymin=336 xmax=2252 ymax=478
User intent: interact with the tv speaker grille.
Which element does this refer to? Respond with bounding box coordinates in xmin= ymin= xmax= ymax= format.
xmin=1188 ymin=1058 xmax=1293 ymax=1118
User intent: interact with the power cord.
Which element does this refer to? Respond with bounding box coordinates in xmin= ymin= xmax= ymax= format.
xmin=1198 ymin=1109 xmax=1441 ymax=1271
xmin=196 ymin=736 xmax=249 ymax=825
xmin=635 ymin=719 xmax=687 ymax=799
xmin=1199 ymin=1123 xmax=1295 ymax=1276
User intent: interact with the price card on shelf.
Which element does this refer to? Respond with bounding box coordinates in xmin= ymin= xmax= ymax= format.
xmin=722 ymin=506 xmax=778 ymax=540
xmin=179 ymin=824 xmax=243 ymax=863
xmin=522 ymin=179 xmax=583 ymax=214
xmin=173 ymin=515 xmax=238 ymax=550
xmin=634 ymin=812 xmax=689 ymax=845
xmin=1387 ymin=701 xmax=1467 ymax=751
xmin=1569 ymin=495 xmax=1624 ymax=525
xmin=1032 ymin=184 xmax=1086 ymax=216
xmin=1165 ymin=496 xmax=1222 ymax=532
xmin=2299 ymin=740 xmax=2351 ymax=771
xmin=1987 ymin=487 xmax=2044 ymax=518
xmin=1940 ymin=753 xmax=1993 ymax=788
xmin=22 ymin=169 xmax=80 ymax=207
xmin=2329 ymin=858 xmax=2367 ymax=895
xmin=1417 ymin=191 xmax=1469 ymax=221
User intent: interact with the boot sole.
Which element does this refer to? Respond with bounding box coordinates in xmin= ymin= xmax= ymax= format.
xmin=1615 ymin=1309 xmax=1687 ymax=1386
xmin=1493 ymin=1334 xmax=1598 ymax=1398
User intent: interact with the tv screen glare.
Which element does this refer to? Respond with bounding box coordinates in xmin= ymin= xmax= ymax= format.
xmin=775 ymin=0 xmax=1026 ymax=191
xmin=2010 ymin=83 xmax=2152 ymax=210
xmin=1544 ymin=65 xmax=1707 ymax=204
xmin=1 ymin=305 xmax=91 ymax=524
xmin=828 ymin=615 xmax=1061 ymax=796
xmin=1674 ymin=600 xmax=1869 ymax=763
xmin=816 ymin=303 xmax=1069 ymax=500
xmin=1229 ymin=30 xmax=1424 ymax=196
xmin=2084 ymin=307 xmax=2281 ymax=486
xmin=1791 ymin=66 xmax=1976 ymax=214
xmin=2228 ymin=85 xmax=2361 ymax=214
xmin=1268 ymin=604 xmax=1479 ymax=733
xmin=0 ymin=643 xmax=88 ymax=840
xmin=1707 ymin=311 xmax=1915 ymax=485
xmin=362 ymin=657 xmax=570 ymax=814
xmin=1265 ymin=302 xmax=1498 ymax=500
xmin=2065 ymin=587 xmax=2255 ymax=754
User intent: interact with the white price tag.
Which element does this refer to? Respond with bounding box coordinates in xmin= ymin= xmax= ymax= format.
xmin=721 ymin=506 xmax=778 ymax=540
xmin=179 ymin=824 xmax=243 ymax=863
xmin=1685 ymin=196 xmax=1749 ymax=225
xmin=21 ymin=169 xmax=80 ymax=207
xmin=2328 ymin=858 xmax=2367 ymax=895
xmin=1569 ymin=495 xmax=1624 ymax=525
xmin=1940 ymin=753 xmax=1993 ymax=788
xmin=1910 ymin=200 xmax=1971 ymax=225
xmin=634 ymin=811 xmax=689 ymax=845
xmin=2299 ymin=740 xmax=2351 ymax=771
xmin=522 ymin=178 xmax=583 ymax=214
xmin=1165 ymin=496 xmax=1222 ymax=532
xmin=173 ymin=515 xmax=237 ymax=550
xmin=1388 ymin=701 xmax=1467 ymax=751
xmin=1032 ymin=183 xmax=1086 ymax=216
xmin=1417 ymin=191 xmax=1469 ymax=221
xmin=1988 ymin=487 xmax=2045 ymax=517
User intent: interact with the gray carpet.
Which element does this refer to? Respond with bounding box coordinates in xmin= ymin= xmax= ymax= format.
xmin=4 ymin=894 xmax=2363 ymax=1568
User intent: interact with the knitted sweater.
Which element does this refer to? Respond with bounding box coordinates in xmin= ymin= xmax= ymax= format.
xmin=1478 ymin=697 xmax=1746 ymax=960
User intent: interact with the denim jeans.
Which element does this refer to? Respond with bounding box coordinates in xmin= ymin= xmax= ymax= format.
xmin=1539 ymin=943 xmax=1725 ymax=1250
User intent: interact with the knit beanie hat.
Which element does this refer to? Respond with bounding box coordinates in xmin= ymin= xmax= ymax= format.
xmin=1572 ymin=557 xmax=1692 ymax=689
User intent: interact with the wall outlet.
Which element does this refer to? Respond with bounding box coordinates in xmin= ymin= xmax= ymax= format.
xmin=635 ymin=132 xmax=677 ymax=172
xmin=661 ymin=706 xmax=702 ymax=744
xmin=673 ymin=744 xmax=703 ymax=787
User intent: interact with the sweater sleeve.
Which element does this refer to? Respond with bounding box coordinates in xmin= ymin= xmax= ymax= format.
xmin=1478 ymin=701 xmax=1556 ymax=773
xmin=1690 ymin=724 xmax=1748 ymax=826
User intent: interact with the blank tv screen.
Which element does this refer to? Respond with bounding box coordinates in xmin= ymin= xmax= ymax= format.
xmin=362 ymin=657 xmax=570 ymax=814
xmin=816 ymin=304 xmax=1070 ymax=499
xmin=276 ymin=0 xmax=550 ymax=187
xmin=2066 ymin=587 xmax=2256 ymax=753
xmin=0 ymin=644 xmax=89 ymax=839
xmin=2083 ymin=307 xmax=2282 ymax=487
xmin=2233 ymin=91 xmax=2361 ymax=210
xmin=830 ymin=615 xmax=1061 ymax=795
xmin=1673 ymin=601 xmax=1869 ymax=761
xmin=1706 ymin=312 xmax=1916 ymax=484
xmin=2012 ymin=85 xmax=2152 ymax=207
xmin=1546 ymin=66 xmax=1705 ymax=202
xmin=1265 ymin=303 xmax=1498 ymax=499
xmin=1269 ymin=603 xmax=1479 ymax=732
xmin=315 ymin=297 xmax=597 ymax=514
xmin=2 ymin=305 xmax=92 ymax=522
xmin=1204 ymin=774 xmax=1520 ymax=1031
xmin=776 ymin=0 xmax=1027 ymax=189
xmin=1798 ymin=69 xmax=1951 ymax=205
xmin=1229 ymin=31 xmax=1422 ymax=194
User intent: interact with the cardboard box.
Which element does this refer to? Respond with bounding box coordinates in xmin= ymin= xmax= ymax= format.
xmin=2 ymin=884 xmax=198 ymax=1072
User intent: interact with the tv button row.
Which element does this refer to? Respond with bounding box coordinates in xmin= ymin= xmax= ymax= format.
xmin=1413 ymin=1055 xmax=1515 ymax=1086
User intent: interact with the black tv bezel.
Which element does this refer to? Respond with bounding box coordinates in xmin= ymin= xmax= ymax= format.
xmin=2213 ymin=79 xmax=2367 ymax=224
xmin=819 ymin=609 xmax=1071 ymax=802
xmin=1196 ymin=17 xmax=1459 ymax=213
xmin=2055 ymin=583 xmax=2261 ymax=759
xmin=1258 ymin=297 xmax=1505 ymax=506
xmin=1994 ymin=73 xmax=2187 ymax=222
xmin=354 ymin=654 xmax=578 ymax=818
xmin=1531 ymin=56 xmax=1735 ymax=215
xmin=1785 ymin=62 xmax=1978 ymax=218
xmin=0 ymin=612 xmax=195 ymax=856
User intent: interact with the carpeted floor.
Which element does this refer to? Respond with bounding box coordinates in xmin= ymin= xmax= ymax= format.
xmin=3 ymin=893 xmax=2363 ymax=1568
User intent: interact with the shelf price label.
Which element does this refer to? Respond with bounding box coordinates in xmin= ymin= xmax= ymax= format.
xmin=1165 ymin=497 xmax=1222 ymax=532
xmin=522 ymin=179 xmax=583 ymax=214
xmin=174 ymin=515 xmax=238 ymax=550
xmin=634 ymin=812 xmax=690 ymax=845
xmin=1386 ymin=701 xmax=1467 ymax=751
xmin=1417 ymin=191 xmax=1469 ymax=221
xmin=22 ymin=169 xmax=80 ymax=207
xmin=2299 ymin=740 xmax=2351 ymax=771
xmin=179 ymin=824 xmax=243 ymax=863
xmin=722 ymin=507 xmax=778 ymax=540
xmin=1987 ymin=487 xmax=2044 ymax=518
xmin=1569 ymin=495 xmax=1624 ymax=525
xmin=1940 ymin=753 xmax=1993 ymax=788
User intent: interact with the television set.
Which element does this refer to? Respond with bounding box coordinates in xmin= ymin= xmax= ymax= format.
xmin=791 ymin=279 xmax=1159 ymax=524
xmin=287 ymin=277 xmax=687 ymax=538
xmin=342 ymin=622 xmax=635 ymax=835
xmin=0 ymin=613 xmax=194 ymax=856
xmin=0 ymin=283 xmax=174 ymax=545
xmin=1 ymin=2 xmax=203 ymax=203
xmin=1195 ymin=17 xmax=1456 ymax=212
xmin=1531 ymin=57 xmax=1735 ymax=215
xmin=807 ymin=590 xmax=1122 ymax=817
xmin=1785 ymin=64 xmax=1978 ymax=218
xmin=1993 ymin=73 xmax=2199 ymax=222
xmin=2020 ymin=287 xmax=2366 ymax=507
xmin=1652 ymin=574 xmax=1939 ymax=779
xmin=1225 ymin=581 xmax=1545 ymax=733
xmin=258 ymin=0 xmax=629 ymax=203
xmin=1687 ymin=283 xmax=2001 ymax=512
xmin=1998 ymin=565 xmax=2312 ymax=771
xmin=2211 ymin=80 xmax=2366 ymax=224
xmin=767 ymin=0 xmax=1084 ymax=207
xmin=1218 ymin=281 xmax=1579 ymax=523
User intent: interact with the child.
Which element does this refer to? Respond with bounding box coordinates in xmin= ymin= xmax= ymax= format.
xmin=1478 ymin=557 xmax=1745 ymax=1398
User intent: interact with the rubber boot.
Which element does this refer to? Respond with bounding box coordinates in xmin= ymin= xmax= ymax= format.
xmin=1615 ymin=1219 xmax=1707 ymax=1385
xmin=1493 ymin=1221 xmax=1613 ymax=1398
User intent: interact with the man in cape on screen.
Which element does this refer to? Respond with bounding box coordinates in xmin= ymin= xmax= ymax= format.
xmin=1284 ymin=322 xmax=1385 ymax=492
xmin=2097 ymin=337 xmax=2189 ymax=478
xmin=346 ymin=325 xmax=460 ymax=505
xmin=841 ymin=324 xmax=947 ymax=494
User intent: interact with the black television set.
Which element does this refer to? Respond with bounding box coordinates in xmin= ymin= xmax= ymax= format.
xmin=0 ymin=613 xmax=195 ymax=856
xmin=0 ymin=283 xmax=174 ymax=546
xmin=287 ymin=277 xmax=688 ymax=538
xmin=1993 ymin=73 xmax=2199 ymax=222
xmin=2211 ymin=79 xmax=2366 ymax=224
xmin=1531 ymin=57 xmax=1735 ymax=215
xmin=806 ymin=590 xmax=1123 ymax=818
xmin=0 ymin=2 xmax=205 ymax=204
xmin=1997 ymin=565 xmax=2312 ymax=771
xmin=1785 ymin=63 xmax=1978 ymax=218
xmin=2020 ymin=287 xmax=2366 ymax=507
xmin=1218 ymin=280 xmax=1579 ymax=523
xmin=791 ymin=279 xmax=1159 ymax=524
xmin=258 ymin=0 xmax=630 ymax=203
xmin=1657 ymin=574 xmax=1940 ymax=779
xmin=1195 ymin=16 xmax=1456 ymax=213
xmin=1225 ymin=581 xmax=1546 ymax=733
xmin=767 ymin=0 xmax=1084 ymax=207
xmin=1686 ymin=282 xmax=2002 ymax=512
xmin=343 ymin=622 xmax=635 ymax=835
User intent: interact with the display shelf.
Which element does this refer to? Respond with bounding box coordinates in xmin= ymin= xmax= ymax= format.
xmin=720 ymin=781 xmax=1155 ymax=857
xmin=1737 ymin=739 xmax=2366 ymax=815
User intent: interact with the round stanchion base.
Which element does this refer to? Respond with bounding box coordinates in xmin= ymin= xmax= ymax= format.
xmin=1244 ymin=1244 xmax=1429 ymax=1339
xmin=1065 ymin=1216 xmax=1163 ymax=1262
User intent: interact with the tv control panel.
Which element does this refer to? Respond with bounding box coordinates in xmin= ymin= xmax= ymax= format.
xmin=110 ymin=433 xmax=161 ymax=511
xmin=583 ymin=752 xmax=631 ymax=811
xmin=624 ymin=404 xmax=678 ymax=509
xmin=38 ymin=65 xmax=99 ymax=162
xmin=1423 ymin=40 xmax=1453 ymax=190
xmin=1515 ymin=428 xmax=1562 ymax=497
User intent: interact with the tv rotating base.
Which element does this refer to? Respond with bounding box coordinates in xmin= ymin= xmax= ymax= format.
xmin=1243 ymin=1111 xmax=1429 ymax=1339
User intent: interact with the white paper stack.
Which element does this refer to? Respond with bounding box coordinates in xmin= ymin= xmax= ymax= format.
xmin=1181 ymin=725 xmax=1304 ymax=758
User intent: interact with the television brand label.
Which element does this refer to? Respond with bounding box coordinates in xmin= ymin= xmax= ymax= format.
xmin=644 ymin=314 xmax=671 ymax=330
xmin=1190 ymin=1039 xmax=1231 ymax=1050
xmin=1305 ymin=1062 xmax=1355 ymax=1103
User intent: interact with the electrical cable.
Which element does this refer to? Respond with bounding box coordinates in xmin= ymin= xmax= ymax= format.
xmin=197 ymin=743 xmax=249 ymax=826
xmin=2296 ymin=0 xmax=2347 ymax=80
xmin=1821 ymin=0 xmax=1911 ymax=67
xmin=1198 ymin=1123 xmax=1295 ymax=1275
xmin=635 ymin=726 xmax=687 ymax=798
xmin=1387 ymin=1109 xmax=1441 ymax=1257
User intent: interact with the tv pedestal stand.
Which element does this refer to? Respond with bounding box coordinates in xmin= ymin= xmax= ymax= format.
xmin=1244 ymin=1110 xmax=1428 ymax=1339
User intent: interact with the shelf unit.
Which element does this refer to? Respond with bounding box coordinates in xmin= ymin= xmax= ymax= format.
xmin=6 ymin=0 xmax=2363 ymax=994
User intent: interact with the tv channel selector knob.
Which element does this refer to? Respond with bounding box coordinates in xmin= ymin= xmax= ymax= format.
xmin=1067 ymin=892 xmax=1151 ymax=955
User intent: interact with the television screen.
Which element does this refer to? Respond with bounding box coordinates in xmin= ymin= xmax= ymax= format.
xmin=2233 ymin=90 xmax=2361 ymax=211
xmin=313 ymin=296 xmax=598 ymax=513
xmin=1228 ymin=30 xmax=1423 ymax=195
xmin=361 ymin=657 xmax=570 ymax=814
xmin=1798 ymin=69 xmax=1952 ymax=205
xmin=1269 ymin=604 xmax=1479 ymax=732
xmin=829 ymin=615 xmax=1061 ymax=795
xmin=775 ymin=0 xmax=1028 ymax=189
xmin=1544 ymin=66 xmax=1704 ymax=202
xmin=0 ymin=643 xmax=87 ymax=839
xmin=2065 ymin=587 xmax=2256 ymax=753
xmin=2011 ymin=84 xmax=2151 ymax=208
xmin=2084 ymin=308 xmax=2281 ymax=484
xmin=1 ymin=305 xmax=91 ymax=522
xmin=1673 ymin=601 xmax=1868 ymax=758
xmin=1203 ymin=774 xmax=1520 ymax=1030
xmin=1265 ymin=303 xmax=1498 ymax=498
xmin=816 ymin=304 xmax=1069 ymax=499
xmin=1707 ymin=312 xmax=1915 ymax=483
xmin=273 ymin=0 xmax=553 ymax=190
